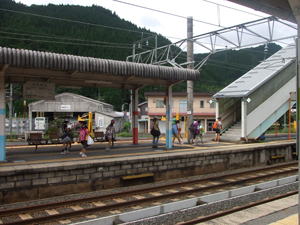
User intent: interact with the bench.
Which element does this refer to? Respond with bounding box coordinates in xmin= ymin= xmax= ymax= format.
xmin=94 ymin=132 xmax=105 ymax=142
xmin=49 ymin=133 xmax=62 ymax=144
xmin=93 ymin=131 xmax=116 ymax=147
xmin=27 ymin=133 xmax=48 ymax=151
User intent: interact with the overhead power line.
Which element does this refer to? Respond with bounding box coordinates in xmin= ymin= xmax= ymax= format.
xmin=0 ymin=29 xmax=133 ymax=47
xmin=112 ymin=0 xmax=225 ymax=28
xmin=0 ymin=36 xmax=133 ymax=49
xmin=203 ymin=0 xmax=265 ymax=18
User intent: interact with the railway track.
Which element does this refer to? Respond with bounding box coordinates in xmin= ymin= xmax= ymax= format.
xmin=0 ymin=162 xmax=298 ymax=225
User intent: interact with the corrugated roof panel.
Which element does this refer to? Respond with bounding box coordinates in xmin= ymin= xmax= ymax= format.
xmin=0 ymin=46 xmax=199 ymax=81
xmin=213 ymin=44 xmax=295 ymax=98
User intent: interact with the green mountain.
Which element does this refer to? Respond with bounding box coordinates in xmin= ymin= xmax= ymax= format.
xmin=0 ymin=0 xmax=282 ymax=114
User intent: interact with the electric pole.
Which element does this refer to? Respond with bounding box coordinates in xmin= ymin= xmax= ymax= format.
xmin=187 ymin=17 xmax=194 ymax=143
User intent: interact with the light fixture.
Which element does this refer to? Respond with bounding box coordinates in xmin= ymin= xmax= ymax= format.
xmin=153 ymin=99 xmax=155 ymax=103
xmin=146 ymin=40 xmax=149 ymax=46
xmin=60 ymin=86 xmax=82 ymax=89
xmin=85 ymin=80 xmax=112 ymax=84
xmin=138 ymin=42 xmax=141 ymax=48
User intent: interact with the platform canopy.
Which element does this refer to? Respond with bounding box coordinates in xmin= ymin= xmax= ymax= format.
xmin=227 ymin=0 xmax=295 ymax=23
xmin=0 ymin=46 xmax=199 ymax=90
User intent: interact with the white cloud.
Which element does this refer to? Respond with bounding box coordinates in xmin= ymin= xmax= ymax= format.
xmin=14 ymin=0 xmax=297 ymax=52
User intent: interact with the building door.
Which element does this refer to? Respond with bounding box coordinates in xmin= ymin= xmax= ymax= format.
xmin=207 ymin=119 xmax=215 ymax=132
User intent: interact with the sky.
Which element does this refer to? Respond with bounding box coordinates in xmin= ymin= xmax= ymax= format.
xmin=15 ymin=0 xmax=297 ymax=53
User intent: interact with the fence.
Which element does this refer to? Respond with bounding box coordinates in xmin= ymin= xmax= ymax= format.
xmin=5 ymin=118 xmax=49 ymax=135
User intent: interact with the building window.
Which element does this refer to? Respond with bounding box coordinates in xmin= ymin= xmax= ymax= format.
xmin=138 ymin=108 xmax=141 ymax=112
xmin=200 ymin=100 xmax=204 ymax=108
xmin=179 ymin=100 xmax=187 ymax=113
xmin=145 ymin=107 xmax=148 ymax=111
xmin=210 ymin=101 xmax=216 ymax=108
xmin=156 ymin=100 xmax=164 ymax=108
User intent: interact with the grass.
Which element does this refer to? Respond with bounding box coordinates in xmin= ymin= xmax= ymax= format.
xmin=116 ymin=131 xmax=152 ymax=138
xmin=265 ymin=126 xmax=296 ymax=134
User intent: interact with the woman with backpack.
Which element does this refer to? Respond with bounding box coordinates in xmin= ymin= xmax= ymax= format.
xmin=105 ymin=119 xmax=115 ymax=151
xmin=150 ymin=116 xmax=160 ymax=148
xmin=194 ymin=119 xmax=204 ymax=146
xmin=78 ymin=121 xmax=89 ymax=157
xmin=214 ymin=117 xmax=222 ymax=143
xmin=172 ymin=120 xmax=182 ymax=146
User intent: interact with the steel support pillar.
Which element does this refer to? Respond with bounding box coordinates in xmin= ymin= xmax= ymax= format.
xmin=241 ymin=100 xmax=247 ymax=140
xmin=166 ymin=86 xmax=172 ymax=149
xmin=132 ymin=89 xmax=139 ymax=144
xmin=215 ymin=101 xmax=219 ymax=120
xmin=187 ymin=16 xmax=194 ymax=144
xmin=0 ymin=68 xmax=6 ymax=161
xmin=287 ymin=0 xmax=300 ymax=221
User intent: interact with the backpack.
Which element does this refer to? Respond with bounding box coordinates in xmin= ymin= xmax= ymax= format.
xmin=193 ymin=122 xmax=199 ymax=134
xmin=57 ymin=126 xmax=64 ymax=138
xmin=213 ymin=121 xmax=218 ymax=130
xmin=79 ymin=128 xmax=86 ymax=141
xmin=188 ymin=123 xmax=194 ymax=133
xmin=172 ymin=124 xmax=178 ymax=135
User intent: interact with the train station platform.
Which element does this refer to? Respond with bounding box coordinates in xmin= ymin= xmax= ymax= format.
xmin=271 ymin=213 xmax=298 ymax=225
xmin=2 ymin=133 xmax=296 ymax=165
xmin=0 ymin=133 xmax=297 ymax=207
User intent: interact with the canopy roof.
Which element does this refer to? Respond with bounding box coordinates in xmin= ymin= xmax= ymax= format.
xmin=213 ymin=45 xmax=295 ymax=98
xmin=0 ymin=46 xmax=199 ymax=90
xmin=227 ymin=0 xmax=295 ymax=23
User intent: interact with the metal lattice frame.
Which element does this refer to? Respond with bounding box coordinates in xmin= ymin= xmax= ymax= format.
xmin=126 ymin=16 xmax=297 ymax=71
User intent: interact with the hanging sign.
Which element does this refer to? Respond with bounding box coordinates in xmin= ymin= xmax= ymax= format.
xmin=23 ymin=82 xmax=55 ymax=100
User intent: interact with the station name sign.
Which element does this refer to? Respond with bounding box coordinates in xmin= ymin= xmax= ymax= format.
xmin=23 ymin=82 xmax=55 ymax=100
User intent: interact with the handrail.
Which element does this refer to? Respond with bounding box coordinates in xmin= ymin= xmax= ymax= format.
xmin=221 ymin=121 xmax=238 ymax=134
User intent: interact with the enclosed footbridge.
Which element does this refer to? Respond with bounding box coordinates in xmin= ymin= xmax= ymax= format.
xmin=213 ymin=44 xmax=296 ymax=142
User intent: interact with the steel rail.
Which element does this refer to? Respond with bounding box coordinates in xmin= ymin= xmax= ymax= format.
xmin=0 ymin=161 xmax=297 ymax=217
xmin=0 ymin=162 xmax=297 ymax=224
xmin=177 ymin=190 xmax=298 ymax=225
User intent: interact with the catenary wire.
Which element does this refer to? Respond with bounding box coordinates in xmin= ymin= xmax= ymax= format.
xmin=112 ymin=0 xmax=225 ymax=28
xmin=0 ymin=36 xmax=133 ymax=49
xmin=0 ymin=30 xmax=134 ymax=46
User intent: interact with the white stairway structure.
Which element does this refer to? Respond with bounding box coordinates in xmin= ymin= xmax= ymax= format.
xmin=213 ymin=45 xmax=296 ymax=142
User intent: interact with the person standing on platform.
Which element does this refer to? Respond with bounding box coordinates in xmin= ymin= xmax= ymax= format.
xmin=61 ymin=125 xmax=73 ymax=154
xmin=150 ymin=116 xmax=160 ymax=148
xmin=194 ymin=119 xmax=204 ymax=146
xmin=78 ymin=121 xmax=89 ymax=157
xmin=62 ymin=119 xmax=72 ymax=150
xmin=172 ymin=120 xmax=183 ymax=146
xmin=189 ymin=119 xmax=198 ymax=144
xmin=214 ymin=117 xmax=222 ymax=143
xmin=105 ymin=119 xmax=115 ymax=151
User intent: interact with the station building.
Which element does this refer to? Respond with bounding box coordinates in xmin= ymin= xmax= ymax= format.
xmin=28 ymin=92 xmax=124 ymax=133
xmin=144 ymin=92 xmax=216 ymax=134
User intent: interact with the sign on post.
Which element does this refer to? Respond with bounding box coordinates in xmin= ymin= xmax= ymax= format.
xmin=23 ymin=82 xmax=55 ymax=100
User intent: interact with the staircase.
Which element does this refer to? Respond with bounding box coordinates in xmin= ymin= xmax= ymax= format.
xmin=221 ymin=122 xmax=243 ymax=143
xmin=213 ymin=44 xmax=296 ymax=142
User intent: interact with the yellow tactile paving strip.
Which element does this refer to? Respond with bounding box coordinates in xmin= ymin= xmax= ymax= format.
xmin=2 ymin=138 xmax=296 ymax=167
xmin=269 ymin=214 xmax=298 ymax=225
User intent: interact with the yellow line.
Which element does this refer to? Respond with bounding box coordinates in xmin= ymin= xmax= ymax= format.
xmin=122 ymin=173 xmax=154 ymax=180
xmin=3 ymin=140 xmax=295 ymax=166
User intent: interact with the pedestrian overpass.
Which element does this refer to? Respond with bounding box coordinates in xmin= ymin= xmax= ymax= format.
xmin=213 ymin=44 xmax=296 ymax=142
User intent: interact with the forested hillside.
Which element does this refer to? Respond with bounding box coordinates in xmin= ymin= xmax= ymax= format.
xmin=0 ymin=0 xmax=282 ymax=114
